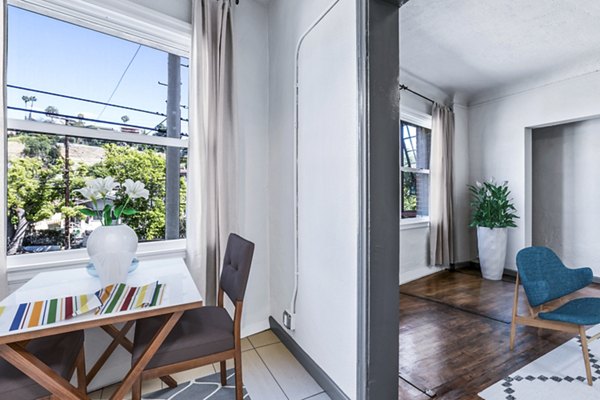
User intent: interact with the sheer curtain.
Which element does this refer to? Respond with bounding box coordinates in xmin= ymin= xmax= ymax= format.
xmin=0 ymin=0 xmax=7 ymax=298
xmin=429 ymin=103 xmax=454 ymax=266
xmin=187 ymin=0 xmax=237 ymax=305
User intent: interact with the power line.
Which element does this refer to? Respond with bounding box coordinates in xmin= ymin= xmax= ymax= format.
xmin=97 ymin=44 xmax=142 ymax=119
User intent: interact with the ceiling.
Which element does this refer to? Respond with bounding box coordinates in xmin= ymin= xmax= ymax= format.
xmin=400 ymin=0 xmax=600 ymax=103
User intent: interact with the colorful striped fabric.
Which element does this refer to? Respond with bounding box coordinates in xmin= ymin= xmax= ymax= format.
xmin=3 ymin=281 xmax=166 ymax=332
xmin=96 ymin=281 xmax=166 ymax=315
xmin=9 ymin=293 xmax=102 ymax=331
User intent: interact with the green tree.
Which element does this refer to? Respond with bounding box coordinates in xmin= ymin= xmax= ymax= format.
xmin=7 ymin=158 xmax=61 ymax=254
xmin=20 ymin=134 xmax=61 ymax=163
xmin=89 ymin=144 xmax=167 ymax=240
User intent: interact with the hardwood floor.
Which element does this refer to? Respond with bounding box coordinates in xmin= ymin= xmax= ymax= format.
xmin=398 ymin=267 xmax=600 ymax=399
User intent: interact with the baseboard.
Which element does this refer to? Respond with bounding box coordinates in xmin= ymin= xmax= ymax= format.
xmin=269 ymin=316 xmax=350 ymax=400
xmin=400 ymin=265 xmax=444 ymax=285
xmin=241 ymin=319 xmax=270 ymax=339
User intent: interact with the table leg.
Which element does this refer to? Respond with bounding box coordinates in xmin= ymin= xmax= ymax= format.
xmin=86 ymin=321 xmax=135 ymax=385
xmin=109 ymin=311 xmax=183 ymax=400
xmin=0 ymin=343 xmax=89 ymax=400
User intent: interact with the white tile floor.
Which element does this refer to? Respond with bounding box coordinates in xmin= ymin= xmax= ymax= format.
xmin=89 ymin=330 xmax=331 ymax=400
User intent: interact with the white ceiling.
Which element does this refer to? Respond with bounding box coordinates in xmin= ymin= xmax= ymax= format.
xmin=400 ymin=0 xmax=600 ymax=103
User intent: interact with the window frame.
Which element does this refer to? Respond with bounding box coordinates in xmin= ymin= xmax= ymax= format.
xmin=400 ymin=107 xmax=432 ymax=226
xmin=5 ymin=0 xmax=192 ymax=275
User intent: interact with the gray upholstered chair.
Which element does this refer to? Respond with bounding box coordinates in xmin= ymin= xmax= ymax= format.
xmin=0 ymin=331 xmax=86 ymax=399
xmin=132 ymin=233 xmax=255 ymax=400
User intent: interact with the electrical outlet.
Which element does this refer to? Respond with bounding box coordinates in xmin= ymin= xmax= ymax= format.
xmin=283 ymin=309 xmax=295 ymax=330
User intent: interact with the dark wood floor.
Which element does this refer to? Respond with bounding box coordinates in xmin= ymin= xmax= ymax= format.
xmin=398 ymin=267 xmax=600 ymax=400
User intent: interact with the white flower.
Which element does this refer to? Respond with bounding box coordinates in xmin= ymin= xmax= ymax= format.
xmin=87 ymin=177 xmax=119 ymax=197
xmin=74 ymin=187 xmax=99 ymax=201
xmin=475 ymin=181 xmax=483 ymax=188
xmin=123 ymin=179 xmax=149 ymax=199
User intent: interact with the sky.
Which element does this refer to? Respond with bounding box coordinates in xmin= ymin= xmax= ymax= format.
xmin=6 ymin=5 xmax=189 ymax=136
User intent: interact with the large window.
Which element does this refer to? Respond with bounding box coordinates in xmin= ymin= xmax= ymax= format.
xmin=6 ymin=5 xmax=189 ymax=256
xmin=400 ymin=121 xmax=430 ymax=219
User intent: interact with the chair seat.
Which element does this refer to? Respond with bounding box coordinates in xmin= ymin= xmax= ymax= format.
xmin=0 ymin=331 xmax=84 ymax=400
xmin=133 ymin=306 xmax=234 ymax=370
xmin=539 ymin=297 xmax=600 ymax=325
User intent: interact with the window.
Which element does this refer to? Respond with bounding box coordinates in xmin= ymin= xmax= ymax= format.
xmin=400 ymin=121 xmax=430 ymax=219
xmin=6 ymin=5 xmax=189 ymax=257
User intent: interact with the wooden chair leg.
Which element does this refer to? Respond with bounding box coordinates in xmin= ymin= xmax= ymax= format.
xmin=580 ymin=326 xmax=594 ymax=386
xmin=76 ymin=347 xmax=87 ymax=396
xmin=234 ymin=351 xmax=243 ymax=400
xmin=220 ymin=361 xmax=227 ymax=386
xmin=510 ymin=274 xmax=520 ymax=350
xmin=132 ymin=377 xmax=142 ymax=400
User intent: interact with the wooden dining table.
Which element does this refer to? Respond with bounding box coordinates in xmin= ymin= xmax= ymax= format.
xmin=0 ymin=257 xmax=203 ymax=400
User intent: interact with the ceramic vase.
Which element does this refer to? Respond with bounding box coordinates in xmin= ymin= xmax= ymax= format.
xmin=87 ymin=224 xmax=138 ymax=287
xmin=477 ymin=226 xmax=507 ymax=281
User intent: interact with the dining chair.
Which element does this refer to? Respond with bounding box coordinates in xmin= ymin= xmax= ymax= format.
xmin=131 ymin=233 xmax=255 ymax=400
xmin=510 ymin=246 xmax=600 ymax=385
xmin=0 ymin=331 xmax=86 ymax=399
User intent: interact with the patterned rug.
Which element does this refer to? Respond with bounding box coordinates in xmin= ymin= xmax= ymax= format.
xmin=143 ymin=369 xmax=251 ymax=400
xmin=479 ymin=325 xmax=600 ymax=400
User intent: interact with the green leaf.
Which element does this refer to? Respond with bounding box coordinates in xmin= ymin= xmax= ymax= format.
xmin=102 ymin=204 xmax=112 ymax=226
xmin=121 ymin=208 xmax=137 ymax=216
xmin=79 ymin=208 xmax=96 ymax=217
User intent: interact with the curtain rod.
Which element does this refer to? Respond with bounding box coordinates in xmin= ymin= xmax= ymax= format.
xmin=399 ymin=84 xmax=435 ymax=104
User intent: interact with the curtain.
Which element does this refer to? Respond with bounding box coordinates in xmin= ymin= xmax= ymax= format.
xmin=429 ymin=103 xmax=454 ymax=266
xmin=0 ymin=0 xmax=7 ymax=298
xmin=187 ymin=0 xmax=237 ymax=305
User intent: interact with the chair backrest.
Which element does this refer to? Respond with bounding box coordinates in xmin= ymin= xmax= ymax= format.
xmin=516 ymin=246 xmax=592 ymax=307
xmin=220 ymin=233 xmax=255 ymax=304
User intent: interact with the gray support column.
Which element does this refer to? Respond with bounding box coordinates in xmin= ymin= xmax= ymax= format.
xmin=165 ymin=53 xmax=181 ymax=240
xmin=357 ymin=0 xmax=400 ymax=399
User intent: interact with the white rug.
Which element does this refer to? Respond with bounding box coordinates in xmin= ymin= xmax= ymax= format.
xmin=479 ymin=325 xmax=600 ymax=400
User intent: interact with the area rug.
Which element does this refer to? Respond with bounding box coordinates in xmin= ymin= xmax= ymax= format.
xmin=143 ymin=369 xmax=251 ymax=400
xmin=479 ymin=325 xmax=600 ymax=400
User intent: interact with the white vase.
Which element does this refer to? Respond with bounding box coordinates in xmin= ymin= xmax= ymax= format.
xmin=87 ymin=224 xmax=138 ymax=288
xmin=477 ymin=226 xmax=507 ymax=281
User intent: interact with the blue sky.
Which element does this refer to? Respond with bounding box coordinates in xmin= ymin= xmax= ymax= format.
xmin=7 ymin=5 xmax=189 ymax=135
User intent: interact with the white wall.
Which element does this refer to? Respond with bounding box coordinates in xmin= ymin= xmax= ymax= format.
xmin=468 ymin=71 xmax=600 ymax=271
xmin=268 ymin=0 xmax=358 ymax=397
xmin=532 ymin=118 xmax=600 ymax=275
xmin=232 ymin=0 xmax=271 ymax=336
xmin=126 ymin=0 xmax=192 ymax=23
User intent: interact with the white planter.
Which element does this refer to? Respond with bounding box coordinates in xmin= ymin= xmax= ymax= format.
xmin=477 ymin=226 xmax=507 ymax=281
xmin=87 ymin=224 xmax=138 ymax=288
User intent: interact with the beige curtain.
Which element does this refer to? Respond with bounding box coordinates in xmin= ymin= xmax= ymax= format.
xmin=0 ymin=0 xmax=8 ymax=298
xmin=187 ymin=0 xmax=237 ymax=305
xmin=429 ymin=103 xmax=454 ymax=266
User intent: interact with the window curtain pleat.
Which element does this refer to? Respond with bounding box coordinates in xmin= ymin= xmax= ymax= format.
xmin=187 ymin=0 xmax=238 ymax=305
xmin=0 ymin=0 xmax=8 ymax=298
xmin=429 ymin=103 xmax=454 ymax=266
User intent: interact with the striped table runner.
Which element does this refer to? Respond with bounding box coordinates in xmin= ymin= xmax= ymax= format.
xmin=9 ymin=293 xmax=102 ymax=332
xmin=3 ymin=281 xmax=166 ymax=332
xmin=96 ymin=281 xmax=166 ymax=315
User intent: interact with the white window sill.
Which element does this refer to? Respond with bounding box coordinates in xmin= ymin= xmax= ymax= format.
xmin=400 ymin=218 xmax=430 ymax=231
xmin=7 ymin=239 xmax=187 ymax=287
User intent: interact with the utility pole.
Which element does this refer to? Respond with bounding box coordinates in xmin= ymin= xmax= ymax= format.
xmin=165 ymin=53 xmax=181 ymax=240
xmin=64 ymin=136 xmax=71 ymax=249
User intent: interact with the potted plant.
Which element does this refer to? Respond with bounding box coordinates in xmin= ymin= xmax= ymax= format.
xmin=76 ymin=177 xmax=149 ymax=287
xmin=468 ymin=178 xmax=518 ymax=280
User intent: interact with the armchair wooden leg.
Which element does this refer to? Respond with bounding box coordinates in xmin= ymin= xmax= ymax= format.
xmin=234 ymin=351 xmax=243 ymax=400
xmin=220 ymin=361 xmax=227 ymax=386
xmin=132 ymin=377 xmax=142 ymax=400
xmin=510 ymin=274 xmax=520 ymax=350
xmin=580 ymin=326 xmax=593 ymax=386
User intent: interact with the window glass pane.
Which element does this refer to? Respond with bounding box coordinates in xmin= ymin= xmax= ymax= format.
xmin=7 ymin=131 xmax=187 ymax=255
xmin=7 ymin=6 xmax=189 ymax=139
xmin=401 ymin=122 xmax=430 ymax=169
xmin=401 ymin=172 xmax=429 ymax=219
